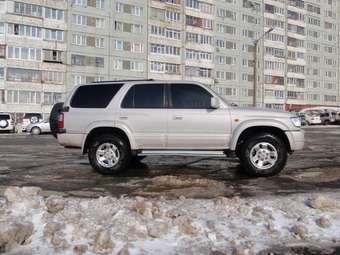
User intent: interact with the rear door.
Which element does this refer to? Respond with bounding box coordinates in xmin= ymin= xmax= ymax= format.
xmin=118 ymin=83 xmax=167 ymax=149
xmin=166 ymin=83 xmax=230 ymax=149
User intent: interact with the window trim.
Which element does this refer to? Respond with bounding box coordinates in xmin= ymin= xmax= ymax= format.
xmin=168 ymin=83 xmax=214 ymax=110
xmin=120 ymin=83 xmax=166 ymax=109
xmin=70 ymin=83 xmax=123 ymax=108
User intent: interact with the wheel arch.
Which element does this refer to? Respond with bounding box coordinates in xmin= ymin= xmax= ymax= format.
xmin=232 ymin=125 xmax=291 ymax=154
xmin=82 ymin=126 xmax=136 ymax=154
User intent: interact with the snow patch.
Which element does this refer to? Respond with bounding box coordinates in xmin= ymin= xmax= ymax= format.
xmin=1 ymin=187 xmax=340 ymax=254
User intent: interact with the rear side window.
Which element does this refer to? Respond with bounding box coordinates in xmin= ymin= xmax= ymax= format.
xmin=170 ymin=84 xmax=212 ymax=109
xmin=121 ymin=84 xmax=164 ymax=108
xmin=23 ymin=113 xmax=42 ymax=119
xmin=71 ymin=84 xmax=123 ymax=108
xmin=0 ymin=114 xmax=10 ymax=120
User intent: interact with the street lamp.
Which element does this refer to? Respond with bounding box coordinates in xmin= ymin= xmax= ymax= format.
xmin=252 ymin=27 xmax=275 ymax=107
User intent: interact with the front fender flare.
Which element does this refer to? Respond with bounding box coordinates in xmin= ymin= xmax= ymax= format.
xmin=229 ymin=119 xmax=290 ymax=151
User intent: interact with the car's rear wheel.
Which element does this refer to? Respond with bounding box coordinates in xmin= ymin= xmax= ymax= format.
xmin=31 ymin=127 xmax=41 ymax=135
xmin=88 ymin=134 xmax=131 ymax=175
xmin=239 ymin=133 xmax=287 ymax=177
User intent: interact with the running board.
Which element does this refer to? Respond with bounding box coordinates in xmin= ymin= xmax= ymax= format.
xmin=139 ymin=150 xmax=227 ymax=157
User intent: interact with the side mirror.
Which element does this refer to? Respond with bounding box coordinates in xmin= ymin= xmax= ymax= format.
xmin=210 ymin=97 xmax=220 ymax=109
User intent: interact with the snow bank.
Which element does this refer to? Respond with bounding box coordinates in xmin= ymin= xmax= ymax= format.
xmin=1 ymin=186 xmax=340 ymax=255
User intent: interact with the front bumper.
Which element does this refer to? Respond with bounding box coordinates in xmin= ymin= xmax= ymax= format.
xmin=285 ymin=129 xmax=305 ymax=151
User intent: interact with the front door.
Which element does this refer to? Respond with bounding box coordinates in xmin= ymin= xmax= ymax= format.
xmin=166 ymin=83 xmax=231 ymax=149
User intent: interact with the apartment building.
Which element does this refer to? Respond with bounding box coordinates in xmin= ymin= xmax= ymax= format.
xmin=0 ymin=0 xmax=339 ymax=119
xmin=0 ymin=0 xmax=67 ymax=119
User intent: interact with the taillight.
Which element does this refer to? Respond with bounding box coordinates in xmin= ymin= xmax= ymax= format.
xmin=58 ymin=113 xmax=64 ymax=129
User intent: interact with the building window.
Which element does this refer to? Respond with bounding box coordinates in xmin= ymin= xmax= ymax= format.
xmin=116 ymin=3 xmax=143 ymax=16
xmin=96 ymin=0 xmax=105 ymax=8
xmin=0 ymin=67 xmax=4 ymax=79
xmin=113 ymin=60 xmax=144 ymax=72
xmin=14 ymin=2 xmax=43 ymax=17
xmin=8 ymin=46 xmax=41 ymax=61
xmin=150 ymin=61 xmax=180 ymax=75
xmin=43 ymin=92 xmax=63 ymax=105
xmin=95 ymin=37 xmax=104 ymax=48
xmin=185 ymin=66 xmax=211 ymax=78
xmin=71 ymin=54 xmax=104 ymax=68
xmin=0 ymin=23 xmax=4 ymax=35
xmin=43 ymin=50 xmax=64 ymax=63
xmin=7 ymin=23 xmax=42 ymax=38
xmin=0 ymin=45 xmax=5 ymax=58
xmin=42 ymin=71 xmax=64 ymax=84
xmin=44 ymin=7 xmax=64 ymax=20
xmin=44 ymin=29 xmax=64 ymax=42
xmin=7 ymin=68 xmax=41 ymax=83
xmin=7 ymin=90 xmax=41 ymax=104
xmin=150 ymin=44 xmax=180 ymax=56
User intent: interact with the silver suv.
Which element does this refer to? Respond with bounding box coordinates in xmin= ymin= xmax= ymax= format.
xmin=53 ymin=80 xmax=304 ymax=177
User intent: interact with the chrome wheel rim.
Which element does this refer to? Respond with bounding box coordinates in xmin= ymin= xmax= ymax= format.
xmin=96 ymin=143 xmax=120 ymax=168
xmin=250 ymin=142 xmax=278 ymax=170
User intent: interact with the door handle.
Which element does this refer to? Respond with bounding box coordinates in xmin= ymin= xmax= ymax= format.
xmin=119 ymin=116 xmax=128 ymax=120
xmin=173 ymin=116 xmax=183 ymax=120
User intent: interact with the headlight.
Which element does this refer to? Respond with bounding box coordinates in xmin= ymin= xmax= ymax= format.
xmin=291 ymin=117 xmax=302 ymax=128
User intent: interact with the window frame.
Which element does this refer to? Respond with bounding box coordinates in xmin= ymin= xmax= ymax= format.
xmin=169 ymin=83 xmax=214 ymax=109
xmin=121 ymin=83 xmax=166 ymax=109
xmin=70 ymin=83 xmax=123 ymax=108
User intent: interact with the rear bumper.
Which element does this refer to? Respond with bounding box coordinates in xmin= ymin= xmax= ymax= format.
xmin=285 ymin=129 xmax=305 ymax=151
xmin=57 ymin=133 xmax=83 ymax=149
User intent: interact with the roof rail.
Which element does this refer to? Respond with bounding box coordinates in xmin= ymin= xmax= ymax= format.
xmin=91 ymin=79 xmax=154 ymax=84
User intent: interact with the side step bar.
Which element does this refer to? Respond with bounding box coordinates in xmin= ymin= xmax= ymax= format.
xmin=139 ymin=150 xmax=227 ymax=157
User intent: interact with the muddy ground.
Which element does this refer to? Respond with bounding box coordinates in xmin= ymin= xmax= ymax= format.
xmin=0 ymin=126 xmax=340 ymax=199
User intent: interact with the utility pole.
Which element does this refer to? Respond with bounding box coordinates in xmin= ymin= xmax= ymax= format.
xmin=252 ymin=27 xmax=274 ymax=107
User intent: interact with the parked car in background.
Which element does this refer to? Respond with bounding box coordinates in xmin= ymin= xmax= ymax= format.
xmin=320 ymin=111 xmax=336 ymax=125
xmin=22 ymin=113 xmax=43 ymax=132
xmin=304 ymin=111 xmax=322 ymax=125
xmin=0 ymin=113 xmax=15 ymax=133
xmin=26 ymin=120 xmax=51 ymax=135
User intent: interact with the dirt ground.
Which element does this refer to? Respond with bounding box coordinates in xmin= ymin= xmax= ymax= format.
xmin=1 ymin=126 xmax=340 ymax=199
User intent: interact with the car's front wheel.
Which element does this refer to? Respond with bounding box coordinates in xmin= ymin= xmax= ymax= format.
xmin=88 ymin=134 xmax=131 ymax=175
xmin=239 ymin=133 xmax=287 ymax=177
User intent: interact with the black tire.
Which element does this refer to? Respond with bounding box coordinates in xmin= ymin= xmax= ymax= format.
xmin=0 ymin=120 xmax=9 ymax=129
xmin=31 ymin=127 xmax=41 ymax=135
xmin=88 ymin=134 xmax=131 ymax=175
xmin=50 ymin=102 xmax=64 ymax=138
xmin=239 ymin=133 xmax=287 ymax=177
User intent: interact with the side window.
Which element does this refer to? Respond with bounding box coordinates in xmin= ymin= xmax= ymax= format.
xmin=170 ymin=84 xmax=212 ymax=109
xmin=121 ymin=84 xmax=164 ymax=109
xmin=71 ymin=84 xmax=123 ymax=108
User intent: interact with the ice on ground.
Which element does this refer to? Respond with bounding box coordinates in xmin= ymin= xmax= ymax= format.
xmin=1 ymin=186 xmax=340 ymax=255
